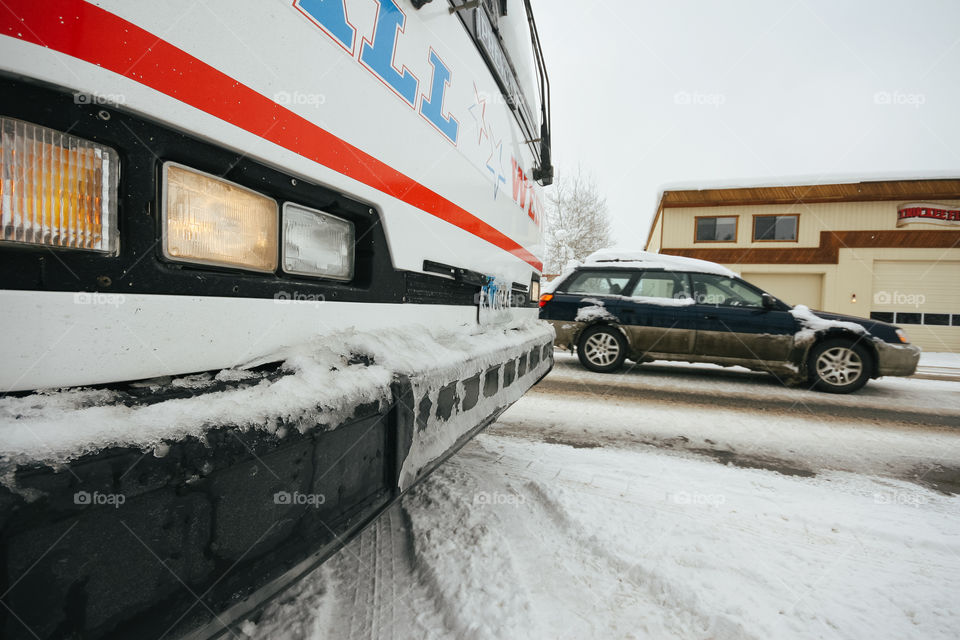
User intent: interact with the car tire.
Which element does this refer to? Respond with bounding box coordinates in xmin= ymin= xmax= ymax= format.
xmin=808 ymin=338 xmax=872 ymax=393
xmin=577 ymin=325 xmax=628 ymax=373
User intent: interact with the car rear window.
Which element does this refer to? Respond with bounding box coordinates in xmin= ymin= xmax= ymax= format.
xmin=563 ymin=270 xmax=634 ymax=296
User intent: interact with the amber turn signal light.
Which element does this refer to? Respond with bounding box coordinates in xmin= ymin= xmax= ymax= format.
xmin=538 ymin=293 xmax=553 ymax=308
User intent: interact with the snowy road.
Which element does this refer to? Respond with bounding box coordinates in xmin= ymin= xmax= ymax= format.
xmin=241 ymin=354 xmax=960 ymax=640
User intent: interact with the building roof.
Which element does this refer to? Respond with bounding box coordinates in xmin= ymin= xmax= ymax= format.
xmin=659 ymin=178 xmax=960 ymax=209
xmin=646 ymin=178 xmax=960 ymax=250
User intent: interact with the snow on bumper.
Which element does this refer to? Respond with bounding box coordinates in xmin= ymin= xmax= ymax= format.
xmin=397 ymin=321 xmax=555 ymax=490
xmin=0 ymin=319 xmax=554 ymax=639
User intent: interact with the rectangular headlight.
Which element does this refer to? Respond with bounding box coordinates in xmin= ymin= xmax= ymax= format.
xmin=0 ymin=116 xmax=119 ymax=253
xmin=282 ymin=202 xmax=354 ymax=280
xmin=162 ymin=163 xmax=278 ymax=272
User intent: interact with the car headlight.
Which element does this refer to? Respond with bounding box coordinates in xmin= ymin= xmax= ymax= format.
xmin=895 ymin=329 xmax=910 ymax=344
xmin=1 ymin=116 xmax=119 ymax=253
xmin=162 ymin=163 xmax=278 ymax=272
xmin=281 ymin=202 xmax=354 ymax=281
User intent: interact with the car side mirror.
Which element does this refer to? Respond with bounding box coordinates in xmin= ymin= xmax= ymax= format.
xmin=761 ymin=293 xmax=777 ymax=309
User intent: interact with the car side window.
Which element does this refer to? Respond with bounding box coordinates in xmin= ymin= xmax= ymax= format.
xmin=633 ymin=271 xmax=691 ymax=300
xmin=690 ymin=273 xmax=765 ymax=307
xmin=563 ymin=270 xmax=634 ymax=296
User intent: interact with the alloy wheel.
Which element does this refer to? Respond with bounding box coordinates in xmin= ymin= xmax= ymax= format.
xmin=815 ymin=346 xmax=863 ymax=386
xmin=583 ymin=332 xmax=621 ymax=367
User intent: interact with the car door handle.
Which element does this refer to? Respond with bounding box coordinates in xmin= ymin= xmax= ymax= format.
xmin=703 ymin=314 xmax=717 ymax=320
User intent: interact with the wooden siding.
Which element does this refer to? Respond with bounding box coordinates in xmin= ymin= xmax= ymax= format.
xmin=661 ymin=179 xmax=960 ymax=209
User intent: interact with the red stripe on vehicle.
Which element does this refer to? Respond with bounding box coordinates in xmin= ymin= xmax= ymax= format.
xmin=0 ymin=0 xmax=542 ymax=271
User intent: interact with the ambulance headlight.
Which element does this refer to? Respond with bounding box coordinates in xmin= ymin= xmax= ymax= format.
xmin=0 ymin=116 xmax=119 ymax=253
xmin=162 ymin=163 xmax=278 ymax=272
xmin=282 ymin=202 xmax=354 ymax=281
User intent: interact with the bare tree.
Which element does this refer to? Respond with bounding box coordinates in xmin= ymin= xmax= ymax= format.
xmin=543 ymin=168 xmax=612 ymax=274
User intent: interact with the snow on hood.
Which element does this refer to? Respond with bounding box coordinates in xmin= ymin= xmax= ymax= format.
xmin=790 ymin=305 xmax=868 ymax=343
xmin=584 ymin=248 xmax=737 ymax=278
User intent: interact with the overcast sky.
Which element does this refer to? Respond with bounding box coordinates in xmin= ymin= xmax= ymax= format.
xmin=531 ymin=0 xmax=960 ymax=247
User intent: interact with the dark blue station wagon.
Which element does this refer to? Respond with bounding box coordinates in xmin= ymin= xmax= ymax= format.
xmin=538 ymin=251 xmax=920 ymax=393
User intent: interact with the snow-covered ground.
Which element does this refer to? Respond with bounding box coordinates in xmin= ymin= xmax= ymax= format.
xmin=919 ymin=352 xmax=960 ymax=369
xmin=917 ymin=352 xmax=960 ymax=381
xmin=240 ymin=353 xmax=960 ymax=640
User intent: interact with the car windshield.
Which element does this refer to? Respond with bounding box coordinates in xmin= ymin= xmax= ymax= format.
xmin=563 ymin=270 xmax=634 ymax=296
xmin=690 ymin=273 xmax=766 ymax=307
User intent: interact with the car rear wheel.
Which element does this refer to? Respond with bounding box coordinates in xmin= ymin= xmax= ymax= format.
xmin=808 ymin=339 xmax=871 ymax=393
xmin=578 ymin=325 xmax=627 ymax=373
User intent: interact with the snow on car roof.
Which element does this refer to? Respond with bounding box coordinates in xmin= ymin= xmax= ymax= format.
xmin=583 ymin=249 xmax=737 ymax=277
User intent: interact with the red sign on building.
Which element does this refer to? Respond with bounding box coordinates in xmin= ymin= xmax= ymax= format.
xmin=897 ymin=202 xmax=960 ymax=226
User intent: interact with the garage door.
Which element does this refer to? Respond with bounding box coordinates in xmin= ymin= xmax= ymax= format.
xmin=740 ymin=273 xmax=824 ymax=309
xmin=872 ymin=261 xmax=960 ymax=352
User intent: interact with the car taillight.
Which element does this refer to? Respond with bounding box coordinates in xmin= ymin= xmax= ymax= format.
xmin=0 ymin=116 xmax=119 ymax=253
xmin=538 ymin=293 xmax=553 ymax=308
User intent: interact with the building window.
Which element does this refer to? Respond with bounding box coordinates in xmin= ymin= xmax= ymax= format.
xmin=695 ymin=216 xmax=738 ymax=242
xmin=872 ymin=311 xmax=959 ymax=326
xmin=753 ymin=214 xmax=798 ymax=241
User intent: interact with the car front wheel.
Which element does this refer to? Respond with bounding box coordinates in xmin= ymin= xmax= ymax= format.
xmin=578 ymin=325 xmax=627 ymax=373
xmin=808 ymin=339 xmax=871 ymax=393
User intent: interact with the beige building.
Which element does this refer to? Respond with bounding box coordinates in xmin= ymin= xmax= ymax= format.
xmin=645 ymin=179 xmax=960 ymax=352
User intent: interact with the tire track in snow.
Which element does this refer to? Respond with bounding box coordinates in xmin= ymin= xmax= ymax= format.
xmin=526 ymin=479 xmax=760 ymax=640
xmin=449 ymin=445 xmax=760 ymax=640
xmin=335 ymin=505 xmax=449 ymax=640
xmin=459 ymin=432 xmax=960 ymax=639
xmin=244 ymin=504 xmax=450 ymax=640
xmin=402 ymin=464 xmax=535 ymax=640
